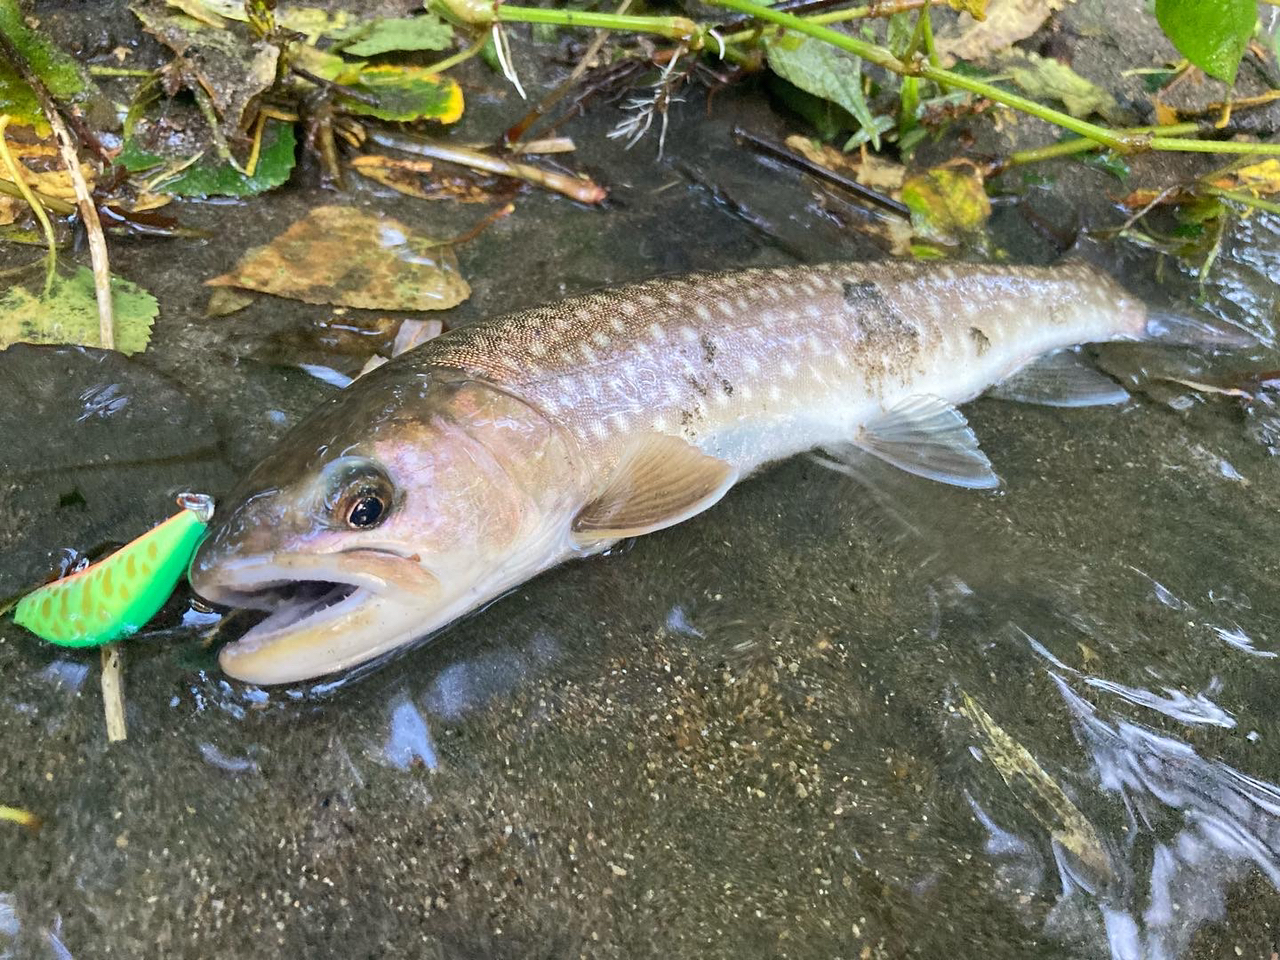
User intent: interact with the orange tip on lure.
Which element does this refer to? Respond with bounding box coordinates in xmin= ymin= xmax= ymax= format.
xmin=14 ymin=493 xmax=214 ymax=648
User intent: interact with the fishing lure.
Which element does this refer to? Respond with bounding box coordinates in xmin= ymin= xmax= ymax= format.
xmin=14 ymin=493 xmax=214 ymax=648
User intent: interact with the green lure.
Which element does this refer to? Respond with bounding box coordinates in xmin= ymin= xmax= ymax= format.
xmin=14 ymin=494 xmax=213 ymax=648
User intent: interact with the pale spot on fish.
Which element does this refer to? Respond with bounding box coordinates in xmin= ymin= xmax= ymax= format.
xmin=648 ymin=323 xmax=667 ymax=343
xmin=592 ymin=331 xmax=611 ymax=348
xmin=529 ymin=340 xmax=548 ymax=358
xmin=765 ymin=287 xmax=782 ymax=301
xmin=679 ymin=327 xmax=698 ymax=343
xmin=639 ymin=294 xmax=660 ymax=308
xmin=768 ymin=384 xmax=782 ymax=402
xmin=579 ymin=343 xmax=598 ymax=363
xmin=781 ymin=361 xmax=796 ymax=378
xmin=620 ymin=302 xmax=638 ymax=317
xmin=653 ymin=416 xmax=668 ymax=431
xmin=807 ymin=336 xmax=823 ymax=354
xmin=743 ymin=356 xmax=761 ymax=375
xmin=738 ymin=385 xmax=753 ymax=401
xmin=835 ymin=352 xmax=849 ymax=369
xmin=591 ymin=421 xmax=610 ymax=440
xmin=694 ymin=304 xmax=712 ymax=322
xmin=611 ymin=316 xmax=629 ymax=333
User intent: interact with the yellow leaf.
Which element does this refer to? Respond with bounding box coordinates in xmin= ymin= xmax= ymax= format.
xmin=1154 ymin=100 xmax=1179 ymax=126
xmin=936 ymin=0 xmax=1074 ymax=64
xmin=946 ymin=0 xmax=988 ymax=19
xmin=901 ymin=167 xmax=992 ymax=250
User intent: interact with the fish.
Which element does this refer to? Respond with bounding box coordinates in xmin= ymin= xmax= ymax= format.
xmin=190 ymin=258 xmax=1243 ymax=685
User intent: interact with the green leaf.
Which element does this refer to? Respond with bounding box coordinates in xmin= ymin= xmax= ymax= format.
xmin=118 ymin=120 xmax=297 ymax=198
xmin=1154 ymin=0 xmax=1255 ymax=84
xmin=335 ymin=15 xmax=453 ymax=56
xmin=335 ymin=65 xmax=464 ymax=123
xmin=765 ymin=34 xmax=881 ymax=150
xmin=0 ymin=0 xmax=105 ymax=133
xmin=0 ymin=266 xmax=158 ymax=355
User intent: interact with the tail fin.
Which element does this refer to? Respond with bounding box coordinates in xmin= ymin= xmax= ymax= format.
xmin=1144 ymin=309 xmax=1256 ymax=351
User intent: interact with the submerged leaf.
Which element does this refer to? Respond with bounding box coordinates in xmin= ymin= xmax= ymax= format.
xmin=959 ymin=691 xmax=1114 ymax=886
xmin=901 ymin=166 xmax=991 ymax=252
xmin=335 ymin=15 xmax=454 ymax=56
xmin=999 ymin=50 xmax=1128 ymax=123
xmin=1154 ymin=0 xmax=1254 ymax=83
xmin=207 ymin=206 xmax=471 ymax=311
xmin=0 ymin=266 xmax=158 ymax=355
xmin=118 ymin=120 xmax=296 ymax=198
xmin=765 ymin=34 xmax=880 ymax=149
xmin=936 ymin=0 xmax=1073 ymax=64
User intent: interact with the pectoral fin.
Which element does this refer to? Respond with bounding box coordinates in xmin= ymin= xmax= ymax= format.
xmin=990 ymin=350 xmax=1129 ymax=407
xmin=572 ymin=435 xmax=737 ymax=546
xmin=834 ymin=394 xmax=999 ymax=489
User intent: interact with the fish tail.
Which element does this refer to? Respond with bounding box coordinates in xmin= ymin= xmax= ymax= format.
xmin=1142 ymin=308 xmax=1256 ymax=350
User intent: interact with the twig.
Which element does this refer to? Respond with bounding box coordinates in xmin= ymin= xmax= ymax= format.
xmin=732 ymin=126 xmax=909 ymax=217
xmin=0 ymin=116 xmax=58 ymax=295
xmin=368 ymin=129 xmax=608 ymax=203
xmin=100 ymin=645 xmax=128 ymax=743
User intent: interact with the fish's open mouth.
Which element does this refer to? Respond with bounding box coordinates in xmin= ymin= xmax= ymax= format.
xmin=189 ymin=550 xmax=446 ymax=685
xmin=232 ymin=580 xmax=369 ymax=644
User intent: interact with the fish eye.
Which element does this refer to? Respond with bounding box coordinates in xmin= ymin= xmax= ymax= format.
xmin=320 ymin=457 xmax=395 ymax=530
xmin=346 ymin=494 xmax=385 ymax=529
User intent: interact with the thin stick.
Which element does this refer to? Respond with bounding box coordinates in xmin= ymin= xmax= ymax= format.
xmin=0 ymin=116 xmax=58 ymax=295
xmin=100 ymin=645 xmax=127 ymax=743
xmin=368 ymin=129 xmax=608 ymax=203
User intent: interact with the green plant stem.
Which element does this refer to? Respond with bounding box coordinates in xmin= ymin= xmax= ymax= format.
xmin=424 ymin=31 xmax=490 ymax=74
xmin=721 ymin=0 xmax=946 ymax=46
xmin=1203 ymin=186 xmax=1280 ymax=214
xmin=707 ymin=0 xmax=1280 ymax=157
xmin=1009 ymin=122 xmax=1202 ymax=164
xmin=485 ymin=5 xmax=701 ymax=42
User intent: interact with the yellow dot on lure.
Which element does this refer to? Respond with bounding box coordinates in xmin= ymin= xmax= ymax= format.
xmin=13 ymin=494 xmax=214 ymax=648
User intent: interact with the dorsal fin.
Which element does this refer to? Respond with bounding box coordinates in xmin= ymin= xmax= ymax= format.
xmin=572 ymin=435 xmax=736 ymax=546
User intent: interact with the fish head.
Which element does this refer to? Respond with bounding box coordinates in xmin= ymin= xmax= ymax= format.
xmin=190 ymin=368 xmax=582 ymax=685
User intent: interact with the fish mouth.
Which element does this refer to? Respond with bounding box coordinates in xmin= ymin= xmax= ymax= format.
xmin=192 ymin=551 xmax=440 ymax=686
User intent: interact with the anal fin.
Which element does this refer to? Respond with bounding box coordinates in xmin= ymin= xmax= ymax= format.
xmin=827 ymin=394 xmax=999 ymax=489
xmin=989 ymin=349 xmax=1129 ymax=408
xmin=573 ymin=435 xmax=737 ymax=546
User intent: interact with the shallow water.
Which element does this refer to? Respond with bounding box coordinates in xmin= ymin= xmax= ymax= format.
xmin=4 ymin=44 xmax=1280 ymax=960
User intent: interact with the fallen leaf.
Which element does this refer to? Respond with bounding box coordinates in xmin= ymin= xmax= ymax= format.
xmin=118 ymin=119 xmax=296 ymax=198
xmin=784 ymin=135 xmax=907 ymax=193
xmin=205 ymin=286 xmax=254 ymax=317
xmin=901 ymin=166 xmax=992 ymax=251
xmin=132 ymin=1 xmax=280 ymax=132
xmin=936 ymin=0 xmax=1074 ymax=65
xmin=960 ymin=691 xmax=1114 ymax=886
xmin=1211 ymin=158 xmax=1280 ymax=196
xmin=335 ymin=15 xmax=454 ymax=56
xmin=998 ymin=49 xmax=1129 ymax=123
xmin=765 ymin=34 xmax=881 ymax=149
xmin=207 ymin=206 xmax=471 ymax=311
xmin=0 ymin=265 xmax=158 ymax=355
xmin=336 ymin=64 xmax=464 ymax=124
xmin=179 ymin=0 xmax=354 ymax=42
xmin=0 ymin=131 xmax=96 ymax=201
xmin=1154 ymin=100 xmax=1179 ymax=126
xmin=349 ymin=154 xmax=503 ymax=202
